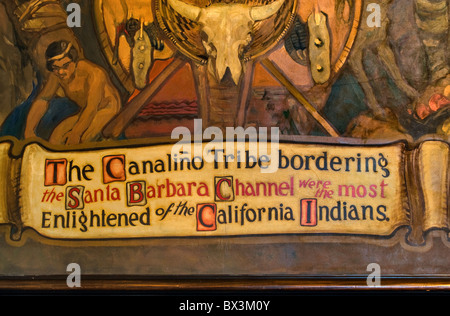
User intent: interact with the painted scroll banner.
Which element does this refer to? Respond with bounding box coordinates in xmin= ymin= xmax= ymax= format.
xmin=0 ymin=139 xmax=448 ymax=243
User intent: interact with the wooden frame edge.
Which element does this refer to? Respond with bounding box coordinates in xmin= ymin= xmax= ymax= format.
xmin=1 ymin=277 xmax=450 ymax=292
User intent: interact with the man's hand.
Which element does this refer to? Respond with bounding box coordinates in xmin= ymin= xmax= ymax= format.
xmin=63 ymin=130 xmax=82 ymax=145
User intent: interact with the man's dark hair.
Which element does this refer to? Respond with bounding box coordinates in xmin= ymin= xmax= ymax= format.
xmin=45 ymin=41 xmax=79 ymax=71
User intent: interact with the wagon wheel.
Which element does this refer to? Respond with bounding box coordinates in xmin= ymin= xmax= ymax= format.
xmin=98 ymin=0 xmax=362 ymax=139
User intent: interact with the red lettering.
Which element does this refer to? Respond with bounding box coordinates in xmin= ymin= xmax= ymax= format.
xmin=300 ymin=199 xmax=317 ymax=226
xmin=215 ymin=178 xmax=232 ymax=201
xmin=103 ymin=155 xmax=126 ymax=183
xmin=127 ymin=181 xmax=146 ymax=206
xmin=45 ymin=159 xmax=67 ymax=186
xmin=196 ymin=204 xmax=217 ymax=231
xmin=68 ymin=187 xmax=80 ymax=209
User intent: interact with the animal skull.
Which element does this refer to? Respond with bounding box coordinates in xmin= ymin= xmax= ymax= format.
xmin=167 ymin=0 xmax=285 ymax=84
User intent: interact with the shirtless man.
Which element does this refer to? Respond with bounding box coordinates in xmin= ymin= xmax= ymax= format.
xmin=24 ymin=41 xmax=121 ymax=145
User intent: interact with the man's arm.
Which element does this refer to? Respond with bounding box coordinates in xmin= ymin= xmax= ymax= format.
xmin=24 ymin=75 xmax=60 ymax=139
xmin=65 ymin=69 xmax=104 ymax=144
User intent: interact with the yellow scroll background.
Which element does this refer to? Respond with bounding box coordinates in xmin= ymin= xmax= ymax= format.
xmin=16 ymin=141 xmax=411 ymax=240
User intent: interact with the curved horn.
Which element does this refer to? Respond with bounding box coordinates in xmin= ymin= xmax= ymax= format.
xmin=250 ymin=0 xmax=285 ymax=21
xmin=167 ymin=0 xmax=202 ymax=21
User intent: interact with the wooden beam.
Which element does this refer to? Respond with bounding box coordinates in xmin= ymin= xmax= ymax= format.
xmin=235 ymin=61 xmax=255 ymax=127
xmin=191 ymin=62 xmax=210 ymax=124
xmin=102 ymin=56 xmax=187 ymax=139
xmin=260 ymin=58 xmax=340 ymax=137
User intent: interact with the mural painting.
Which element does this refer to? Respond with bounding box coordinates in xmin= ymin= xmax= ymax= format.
xmin=0 ymin=0 xmax=448 ymax=288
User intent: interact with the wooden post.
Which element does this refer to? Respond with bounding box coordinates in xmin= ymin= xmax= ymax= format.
xmin=235 ymin=61 xmax=255 ymax=127
xmin=191 ymin=62 xmax=210 ymax=126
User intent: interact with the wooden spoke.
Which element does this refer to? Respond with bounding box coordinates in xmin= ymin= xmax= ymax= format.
xmin=102 ymin=55 xmax=187 ymax=138
xmin=260 ymin=58 xmax=340 ymax=137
